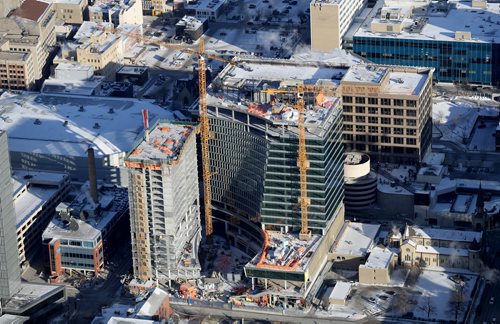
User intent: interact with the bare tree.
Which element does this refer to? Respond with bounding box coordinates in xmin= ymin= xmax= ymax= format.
xmin=406 ymin=261 xmax=423 ymax=287
xmin=418 ymin=294 xmax=436 ymax=319
xmin=448 ymin=284 xmax=467 ymax=322
xmin=393 ymin=290 xmax=416 ymax=315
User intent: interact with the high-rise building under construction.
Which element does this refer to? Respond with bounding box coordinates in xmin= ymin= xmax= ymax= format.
xmin=125 ymin=121 xmax=201 ymax=282
xmin=197 ymin=58 xmax=348 ymax=299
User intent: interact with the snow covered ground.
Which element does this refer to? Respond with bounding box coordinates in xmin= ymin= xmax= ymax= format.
xmin=412 ymin=270 xmax=477 ymax=321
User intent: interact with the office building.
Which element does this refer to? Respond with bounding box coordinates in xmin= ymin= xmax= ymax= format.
xmin=310 ymin=0 xmax=366 ymax=52
xmin=0 ymin=0 xmax=57 ymax=89
xmin=49 ymin=0 xmax=86 ymax=24
xmin=42 ymin=181 xmax=129 ymax=276
xmin=351 ymin=0 xmax=500 ymax=85
xmin=125 ymin=121 xmax=202 ymax=282
xmin=13 ymin=170 xmax=70 ymax=266
xmin=0 ymin=131 xmax=21 ymax=299
xmin=89 ymin=0 xmax=143 ymax=27
xmin=340 ymin=64 xmax=433 ymax=163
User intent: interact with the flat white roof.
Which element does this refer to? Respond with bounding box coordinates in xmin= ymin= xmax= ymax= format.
xmin=12 ymin=170 xmax=67 ymax=228
xmin=137 ymin=288 xmax=168 ymax=317
xmin=355 ymin=0 xmax=500 ymax=43
xmin=329 ymin=281 xmax=351 ymax=301
xmin=332 ymin=222 xmax=380 ymax=257
xmin=0 ymin=92 xmax=172 ymax=158
xmin=361 ymin=246 xmax=395 ymax=269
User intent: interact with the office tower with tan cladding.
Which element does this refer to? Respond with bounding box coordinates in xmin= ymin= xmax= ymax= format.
xmin=125 ymin=121 xmax=201 ymax=283
xmin=310 ymin=0 xmax=366 ymax=52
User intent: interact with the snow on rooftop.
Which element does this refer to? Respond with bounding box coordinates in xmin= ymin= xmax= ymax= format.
xmin=355 ymin=0 xmax=500 ymax=43
xmin=126 ymin=122 xmax=196 ymax=162
xmin=0 ymin=92 xmax=172 ymax=158
xmin=361 ymin=246 xmax=395 ymax=269
xmin=137 ymin=288 xmax=168 ymax=317
xmin=74 ymin=21 xmax=113 ymax=41
xmin=342 ymin=65 xmax=387 ymax=84
xmin=226 ymin=62 xmax=347 ymax=83
xmin=328 ymin=281 xmax=351 ymax=301
xmin=383 ymin=71 xmax=427 ymax=95
xmin=406 ymin=225 xmax=481 ymax=243
xmin=414 ymin=244 xmax=469 ymax=257
xmin=332 ymin=222 xmax=380 ymax=257
xmin=12 ymin=170 xmax=67 ymax=228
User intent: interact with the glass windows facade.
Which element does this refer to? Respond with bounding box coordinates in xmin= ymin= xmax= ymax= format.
xmin=353 ymin=37 xmax=498 ymax=85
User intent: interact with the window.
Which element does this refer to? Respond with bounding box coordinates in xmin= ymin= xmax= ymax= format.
xmin=406 ymin=109 xmax=416 ymax=117
xmin=407 ymin=119 xmax=417 ymax=126
xmin=393 ymin=109 xmax=404 ymax=116
xmin=406 ymin=129 xmax=416 ymax=135
xmin=381 ymin=108 xmax=391 ymax=115
xmin=381 ymin=98 xmax=391 ymax=106
xmin=368 ymin=98 xmax=378 ymax=105
xmin=394 ymin=128 xmax=404 ymax=135
xmin=407 ymin=100 xmax=417 ymax=107
xmin=368 ymin=126 xmax=378 ymax=133
xmin=343 ymin=124 xmax=353 ymax=131
xmin=394 ymin=137 xmax=404 ymax=144
xmin=394 ymin=99 xmax=404 ymax=106
xmin=381 ymin=117 xmax=390 ymax=124
xmin=406 ymin=138 xmax=416 ymax=145
xmin=355 ymin=106 xmax=365 ymax=113
xmin=343 ymin=105 xmax=353 ymax=113
xmin=356 ymin=116 xmax=366 ymax=123
xmin=394 ymin=118 xmax=404 ymax=125
xmin=344 ymin=115 xmax=353 ymax=122
xmin=355 ymin=97 xmax=365 ymax=104
xmin=368 ymin=117 xmax=378 ymax=124
xmin=355 ymin=125 xmax=366 ymax=132
xmin=343 ymin=96 xmax=353 ymax=103
xmin=368 ymin=107 xmax=378 ymax=114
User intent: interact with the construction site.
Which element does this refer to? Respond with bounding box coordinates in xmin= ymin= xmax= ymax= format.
xmin=125 ymin=119 xmax=202 ymax=283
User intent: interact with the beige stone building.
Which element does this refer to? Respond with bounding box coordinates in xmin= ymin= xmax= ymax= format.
xmin=0 ymin=0 xmax=57 ymax=89
xmin=310 ymin=0 xmax=366 ymax=52
xmin=0 ymin=51 xmax=35 ymax=90
xmin=358 ymin=246 xmax=397 ymax=285
xmin=89 ymin=0 xmax=143 ymax=27
xmin=400 ymin=225 xmax=482 ymax=271
xmin=0 ymin=0 xmax=19 ymax=18
xmin=340 ymin=64 xmax=433 ymax=163
xmin=50 ymin=0 xmax=86 ymax=25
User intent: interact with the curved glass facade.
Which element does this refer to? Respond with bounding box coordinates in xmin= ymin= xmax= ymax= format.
xmin=208 ymin=105 xmax=345 ymax=234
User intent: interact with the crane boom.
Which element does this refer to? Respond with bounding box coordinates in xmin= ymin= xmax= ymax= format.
xmin=107 ymin=26 xmax=221 ymax=238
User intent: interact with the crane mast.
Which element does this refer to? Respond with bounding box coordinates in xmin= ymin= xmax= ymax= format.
xmin=197 ymin=38 xmax=213 ymax=238
xmin=297 ymin=96 xmax=311 ymax=240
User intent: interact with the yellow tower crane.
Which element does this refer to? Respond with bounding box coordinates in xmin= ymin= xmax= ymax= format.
xmin=262 ymin=84 xmax=337 ymax=240
xmin=109 ymin=29 xmax=237 ymax=238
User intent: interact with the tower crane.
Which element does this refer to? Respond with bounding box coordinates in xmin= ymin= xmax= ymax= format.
xmin=107 ymin=28 xmax=238 ymax=238
xmin=261 ymin=84 xmax=338 ymax=240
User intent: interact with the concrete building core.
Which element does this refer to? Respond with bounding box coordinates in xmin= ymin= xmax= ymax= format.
xmin=310 ymin=0 xmax=366 ymax=52
xmin=125 ymin=121 xmax=201 ymax=283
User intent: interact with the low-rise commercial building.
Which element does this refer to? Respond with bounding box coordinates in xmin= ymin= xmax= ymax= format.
xmin=175 ymin=16 xmax=207 ymax=41
xmin=358 ymin=246 xmax=397 ymax=285
xmin=13 ymin=171 xmax=70 ymax=266
xmin=42 ymin=183 xmax=128 ymax=276
xmin=184 ymin=0 xmax=228 ymax=21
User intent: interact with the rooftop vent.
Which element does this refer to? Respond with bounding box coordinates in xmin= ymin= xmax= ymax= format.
xmin=34 ymin=118 xmax=41 ymax=125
